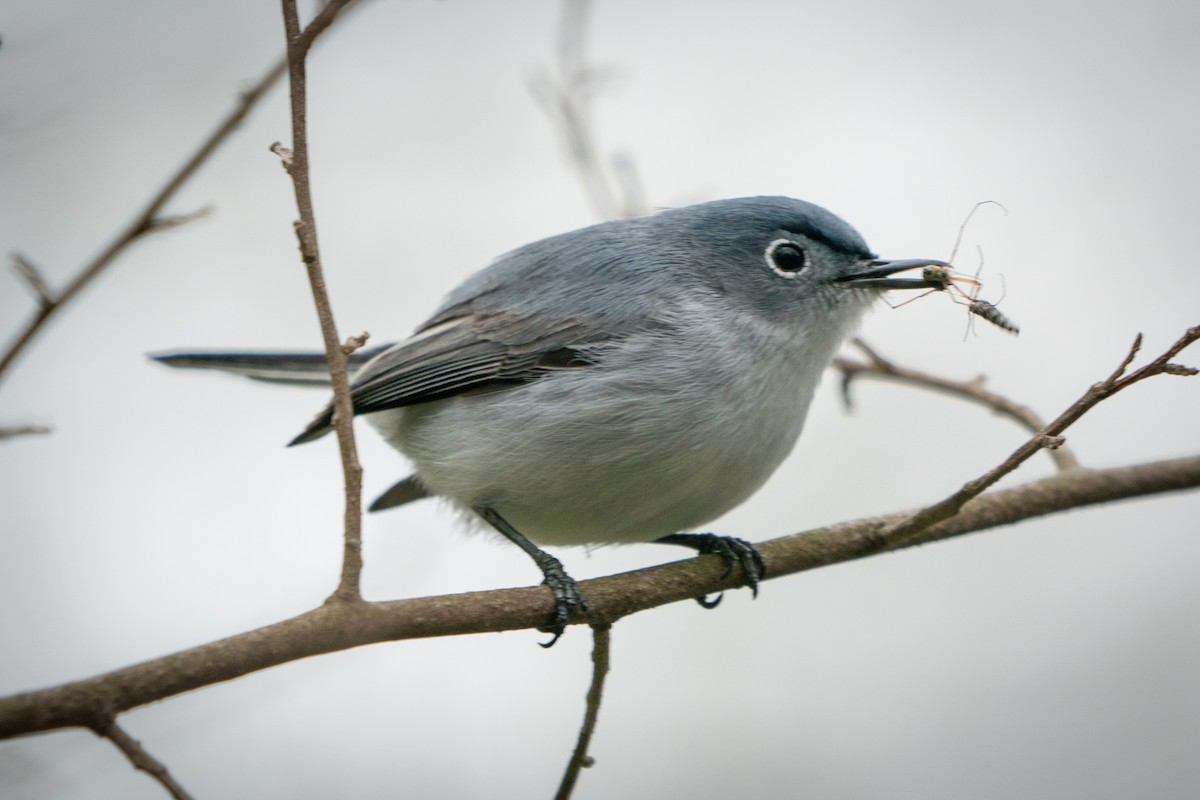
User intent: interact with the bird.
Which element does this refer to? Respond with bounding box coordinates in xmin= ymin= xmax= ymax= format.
xmin=153 ymin=196 xmax=948 ymax=644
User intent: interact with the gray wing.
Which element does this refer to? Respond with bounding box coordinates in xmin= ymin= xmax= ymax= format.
xmin=288 ymin=302 xmax=621 ymax=445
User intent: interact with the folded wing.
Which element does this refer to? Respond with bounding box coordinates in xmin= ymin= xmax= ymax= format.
xmin=289 ymin=302 xmax=619 ymax=445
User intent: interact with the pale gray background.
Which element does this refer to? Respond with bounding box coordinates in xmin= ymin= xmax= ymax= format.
xmin=2 ymin=1 xmax=1198 ymax=798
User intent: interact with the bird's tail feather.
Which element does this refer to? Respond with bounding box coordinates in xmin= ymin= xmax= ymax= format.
xmin=149 ymin=346 xmax=388 ymax=387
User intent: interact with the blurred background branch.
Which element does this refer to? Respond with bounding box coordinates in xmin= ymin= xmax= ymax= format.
xmin=530 ymin=0 xmax=647 ymax=220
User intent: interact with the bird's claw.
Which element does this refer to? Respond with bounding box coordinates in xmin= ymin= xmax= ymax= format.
xmin=655 ymin=532 xmax=766 ymax=608
xmin=536 ymin=568 xmax=590 ymax=648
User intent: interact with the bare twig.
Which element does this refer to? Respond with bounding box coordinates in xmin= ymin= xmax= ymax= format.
xmin=0 ymin=64 xmax=283 ymax=385
xmin=279 ymin=0 xmax=365 ymax=602
xmin=555 ymin=624 xmax=612 ymax=800
xmin=296 ymin=0 xmax=360 ymax=54
xmin=833 ymin=338 xmax=1082 ymax=471
xmin=0 ymin=423 xmax=52 ymax=440
xmin=143 ymin=206 xmax=213 ymax=234
xmin=4 ymin=449 xmax=1198 ymax=741
xmin=10 ymin=253 xmax=53 ymax=308
xmin=0 ymin=1 xmax=361 ymax=387
xmin=97 ymin=719 xmax=195 ymax=800
xmin=1107 ymin=332 xmax=1143 ymax=383
xmin=879 ymin=326 xmax=1199 ymax=548
xmin=530 ymin=0 xmax=647 ymax=220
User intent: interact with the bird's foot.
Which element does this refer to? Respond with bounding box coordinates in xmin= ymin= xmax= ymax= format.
xmin=536 ymin=560 xmax=590 ymax=648
xmin=654 ymin=532 xmax=766 ymax=608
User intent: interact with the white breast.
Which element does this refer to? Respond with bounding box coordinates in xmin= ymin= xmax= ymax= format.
xmin=371 ymin=299 xmax=864 ymax=546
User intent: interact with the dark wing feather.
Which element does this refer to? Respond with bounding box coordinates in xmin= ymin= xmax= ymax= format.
xmin=289 ymin=305 xmax=617 ymax=445
xmin=150 ymin=345 xmax=391 ymax=386
xmin=368 ymin=475 xmax=431 ymax=511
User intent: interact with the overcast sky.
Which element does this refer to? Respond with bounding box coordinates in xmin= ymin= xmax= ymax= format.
xmin=2 ymin=1 xmax=1199 ymax=798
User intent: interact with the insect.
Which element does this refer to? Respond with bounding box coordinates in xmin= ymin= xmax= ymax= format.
xmin=968 ymin=299 xmax=1020 ymax=335
xmin=888 ymin=200 xmax=1019 ymax=336
xmin=962 ymin=273 xmax=1019 ymax=338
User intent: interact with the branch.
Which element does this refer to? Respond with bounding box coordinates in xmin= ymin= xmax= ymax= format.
xmin=834 ymin=337 xmax=1082 ymax=471
xmin=0 ymin=0 xmax=361 ymax=386
xmin=4 ymin=451 xmax=1197 ymax=740
xmin=530 ymin=0 xmax=647 ymax=220
xmin=878 ymin=326 xmax=1198 ymax=548
xmin=277 ymin=0 xmax=365 ymax=602
xmin=1 ymin=68 xmax=279 ymax=385
xmin=555 ymin=624 xmax=612 ymax=800
xmin=0 ymin=424 xmax=52 ymax=441
xmin=96 ymin=720 xmax=195 ymax=800
xmin=10 ymin=253 xmax=53 ymax=309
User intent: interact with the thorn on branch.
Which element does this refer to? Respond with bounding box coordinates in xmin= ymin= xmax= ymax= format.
xmin=271 ymin=141 xmax=295 ymax=174
xmin=965 ymin=375 xmax=988 ymax=392
xmin=1039 ymin=434 xmax=1066 ymax=450
xmin=11 ymin=253 xmax=55 ymax=308
xmin=291 ymin=220 xmax=317 ymax=264
xmin=342 ymin=331 xmax=370 ymax=355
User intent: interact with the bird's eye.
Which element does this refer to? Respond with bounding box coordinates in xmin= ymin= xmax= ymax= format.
xmin=765 ymin=239 xmax=808 ymax=278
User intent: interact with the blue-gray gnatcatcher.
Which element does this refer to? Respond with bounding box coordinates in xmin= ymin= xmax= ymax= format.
xmin=154 ymin=196 xmax=948 ymax=643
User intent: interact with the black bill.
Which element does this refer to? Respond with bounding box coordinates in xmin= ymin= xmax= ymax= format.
xmin=836 ymin=258 xmax=951 ymax=291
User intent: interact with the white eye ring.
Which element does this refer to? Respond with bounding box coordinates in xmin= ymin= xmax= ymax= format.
xmin=765 ymin=238 xmax=808 ymax=278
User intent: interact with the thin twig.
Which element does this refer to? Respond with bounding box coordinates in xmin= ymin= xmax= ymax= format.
xmin=97 ymin=719 xmax=195 ymax=800
xmin=0 ymin=424 xmax=52 ymax=440
xmin=833 ymin=338 xmax=1082 ymax=471
xmin=143 ymin=206 xmax=213 ymax=234
xmin=879 ymin=325 xmax=1199 ymax=548
xmin=555 ymin=624 xmax=612 ymax=800
xmin=0 ymin=62 xmax=285 ymax=385
xmin=5 ymin=449 xmax=1199 ymax=741
xmin=297 ymin=0 xmax=360 ymax=54
xmin=10 ymin=253 xmax=53 ymax=308
xmin=0 ymin=0 xmax=362 ymax=387
xmin=279 ymin=0 xmax=364 ymax=602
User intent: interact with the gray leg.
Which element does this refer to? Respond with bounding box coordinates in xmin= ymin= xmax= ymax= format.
xmin=475 ymin=506 xmax=589 ymax=647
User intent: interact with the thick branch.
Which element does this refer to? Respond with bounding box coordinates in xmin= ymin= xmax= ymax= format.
xmin=3 ymin=452 xmax=1197 ymax=740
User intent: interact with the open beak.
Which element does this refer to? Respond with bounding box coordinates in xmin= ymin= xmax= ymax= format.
xmin=837 ymin=258 xmax=951 ymax=291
